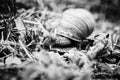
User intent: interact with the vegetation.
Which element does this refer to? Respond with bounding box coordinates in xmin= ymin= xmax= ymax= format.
xmin=0 ymin=0 xmax=120 ymax=80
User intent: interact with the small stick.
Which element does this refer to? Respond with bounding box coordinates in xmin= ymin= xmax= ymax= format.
xmin=19 ymin=40 xmax=34 ymax=61
xmin=23 ymin=20 xmax=39 ymax=25
xmin=35 ymin=18 xmax=49 ymax=36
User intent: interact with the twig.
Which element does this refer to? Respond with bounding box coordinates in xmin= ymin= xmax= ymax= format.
xmin=6 ymin=31 xmax=11 ymax=41
xmin=26 ymin=40 xmax=35 ymax=47
xmin=35 ymin=18 xmax=49 ymax=36
xmin=1 ymin=32 xmax=4 ymax=42
xmin=23 ymin=20 xmax=39 ymax=25
xmin=19 ymin=40 xmax=34 ymax=61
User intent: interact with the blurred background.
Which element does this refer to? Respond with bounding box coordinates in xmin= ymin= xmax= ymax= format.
xmin=16 ymin=0 xmax=120 ymax=22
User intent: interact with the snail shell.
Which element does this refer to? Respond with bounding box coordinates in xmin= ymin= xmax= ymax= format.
xmin=56 ymin=8 xmax=96 ymax=42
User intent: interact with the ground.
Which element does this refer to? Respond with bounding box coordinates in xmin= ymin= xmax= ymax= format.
xmin=0 ymin=0 xmax=120 ymax=80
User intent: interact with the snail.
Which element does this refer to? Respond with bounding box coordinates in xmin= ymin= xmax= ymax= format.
xmin=43 ymin=8 xmax=96 ymax=52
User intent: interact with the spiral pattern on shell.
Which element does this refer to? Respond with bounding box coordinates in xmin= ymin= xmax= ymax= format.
xmin=57 ymin=8 xmax=96 ymax=42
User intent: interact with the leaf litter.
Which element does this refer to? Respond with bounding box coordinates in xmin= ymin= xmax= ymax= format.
xmin=1 ymin=1 xmax=120 ymax=80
